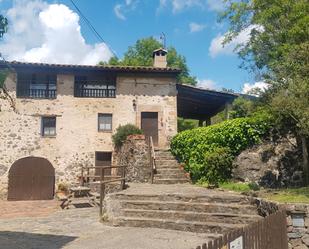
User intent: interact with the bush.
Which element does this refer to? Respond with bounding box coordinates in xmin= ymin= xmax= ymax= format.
xmin=112 ymin=124 xmax=143 ymax=147
xmin=171 ymin=115 xmax=272 ymax=183
xmin=201 ymin=147 xmax=233 ymax=186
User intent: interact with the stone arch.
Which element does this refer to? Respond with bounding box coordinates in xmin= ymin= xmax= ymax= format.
xmin=8 ymin=156 xmax=55 ymax=200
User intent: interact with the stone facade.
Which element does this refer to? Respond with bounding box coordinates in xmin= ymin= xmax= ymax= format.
xmin=0 ymin=70 xmax=178 ymax=198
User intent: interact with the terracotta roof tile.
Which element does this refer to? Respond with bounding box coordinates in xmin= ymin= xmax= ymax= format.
xmin=5 ymin=61 xmax=181 ymax=74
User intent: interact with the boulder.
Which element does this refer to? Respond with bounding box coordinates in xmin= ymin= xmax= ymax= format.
xmin=233 ymin=136 xmax=304 ymax=188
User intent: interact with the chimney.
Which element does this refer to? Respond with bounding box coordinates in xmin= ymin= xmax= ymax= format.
xmin=153 ymin=48 xmax=167 ymax=68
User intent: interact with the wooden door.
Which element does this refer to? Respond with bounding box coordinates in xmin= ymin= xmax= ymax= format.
xmin=141 ymin=112 xmax=159 ymax=146
xmin=95 ymin=152 xmax=112 ymax=176
xmin=8 ymin=157 xmax=55 ymax=201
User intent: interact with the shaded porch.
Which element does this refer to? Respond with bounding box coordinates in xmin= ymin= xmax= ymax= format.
xmin=176 ymin=84 xmax=238 ymax=126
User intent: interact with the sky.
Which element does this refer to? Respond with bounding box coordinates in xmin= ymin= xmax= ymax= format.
xmin=0 ymin=0 xmax=265 ymax=93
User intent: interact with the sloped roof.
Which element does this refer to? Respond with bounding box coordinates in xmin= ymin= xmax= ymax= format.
xmin=1 ymin=61 xmax=181 ymax=74
xmin=177 ymin=84 xmax=238 ymax=119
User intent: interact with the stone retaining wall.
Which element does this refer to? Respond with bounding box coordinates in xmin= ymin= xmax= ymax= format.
xmin=256 ymin=198 xmax=309 ymax=249
xmin=284 ymin=203 xmax=309 ymax=249
xmin=114 ymin=135 xmax=151 ymax=183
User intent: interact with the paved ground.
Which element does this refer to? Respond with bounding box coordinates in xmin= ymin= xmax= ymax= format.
xmin=0 ymin=201 xmax=211 ymax=249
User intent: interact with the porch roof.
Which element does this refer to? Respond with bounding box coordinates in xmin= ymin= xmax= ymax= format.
xmin=177 ymin=84 xmax=238 ymax=120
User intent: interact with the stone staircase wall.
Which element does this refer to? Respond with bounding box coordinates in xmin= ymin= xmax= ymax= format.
xmin=103 ymin=184 xmax=262 ymax=235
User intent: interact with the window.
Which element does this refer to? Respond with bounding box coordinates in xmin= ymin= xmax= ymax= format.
xmin=95 ymin=152 xmax=112 ymax=176
xmin=42 ymin=117 xmax=56 ymax=136
xmin=98 ymin=114 xmax=112 ymax=132
xmin=17 ymin=73 xmax=57 ymax=99
xmin=74 ymin=75 xmax=116 ymax=98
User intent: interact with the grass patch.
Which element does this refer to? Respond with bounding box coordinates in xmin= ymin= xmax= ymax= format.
xmin=261 ymin=187 xmax=309 ymax=204
xmin=219 ymin=182 xmax=252 ymax=192
xmin=197 ymin=180 xmax=309 ymax=204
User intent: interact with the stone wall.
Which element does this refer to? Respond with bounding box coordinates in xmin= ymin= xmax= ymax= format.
xmin=255 ymin=199 xmax=309 ymax=249
xmin=114 ymin=135 xmax=151 ymax=183
xmin=284 ymin=204 xmax=309 ymax=249
xmin=233 ymin=136 xmax=304 ymax=188
xmin=0 ymin=72 xmax=177 ymax=198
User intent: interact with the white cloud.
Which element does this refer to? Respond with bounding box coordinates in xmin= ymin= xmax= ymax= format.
xmin=209 ymin=25 xmax=262 ymax=58
xmin=114 ymin=4 xmax=126 ymax=20
xmin=242 ymin=81 xmax=269 ymax=96
xmin=197 ymin=78 xmax=217 ymax=90
xmin=0 ymin=1 xmax=113 ymax=65
xmin=206 ymin=0 xmax=225 ymax=11
xmin=114 ymin=0 xmax=138 ymax=20
xmin=158 ymin=0 xmax=225 ymax=13
xmin=189 ymin=22 xmax=206 ymax=33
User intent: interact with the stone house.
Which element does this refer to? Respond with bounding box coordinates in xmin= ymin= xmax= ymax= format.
xmin=0 ymin=49 xmax=236 ymax=200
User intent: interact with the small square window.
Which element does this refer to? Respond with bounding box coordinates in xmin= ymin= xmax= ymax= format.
xmin=42 ymin=117 xmax=56 ymax=136
xmin=98 ymin=114 xmax=112 ymax=132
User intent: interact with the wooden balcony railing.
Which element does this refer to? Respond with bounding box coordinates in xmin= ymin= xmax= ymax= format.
xmin=74 ymin=88 xmax=116 ymax=98
xmin=17 ymin=88 xmax=57 ymax=99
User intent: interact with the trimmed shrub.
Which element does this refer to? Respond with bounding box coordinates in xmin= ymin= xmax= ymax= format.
xmin=171 ymin=114 xmax=272 ymax=183
xmin=112 ymin=124 xmax=143 ymax=147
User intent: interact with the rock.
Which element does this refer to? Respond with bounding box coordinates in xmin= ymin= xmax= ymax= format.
xmin=294 ymin=245 xmax=308 ymax=249
xmin=233 ymin=136 xmax=304 ymax=188
xmin=0 ymin=164 xmax=8 ymax=176
xmin=302 ymin=234 xmax=309 ymax=246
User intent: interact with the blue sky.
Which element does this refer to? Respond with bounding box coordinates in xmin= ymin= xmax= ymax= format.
xmin=0 ymin=0 xmax=261 ymax=92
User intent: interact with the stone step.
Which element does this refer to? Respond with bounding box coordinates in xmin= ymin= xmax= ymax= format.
xmin=153 ymin=178 xmax=190 ymax=184
xmin=119 ymin=200 xmax=258 ymax=215
xmin=156 ymin=168 xmax=184 ymax=174
xmin=113 ymin=192 xmax=253 ymax=204
xmin=155 ymin=159 xmax=179 ymax=166
xmin=112 ymin=216 xmax=245 ymax=234
xmin=155 ymin=155 xmax=175 ymax=160
xmin=154 ymin=173 xmax=188 ymax=179
xmin=155 ymin=150 xmax=172 ymax=155
xmin=122 ymin=209 xmax=262 ymax=224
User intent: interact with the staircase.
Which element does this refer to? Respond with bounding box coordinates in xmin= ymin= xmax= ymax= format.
xmin=104 ymin=184 xmax=262 ymax=235
xmin=153 ymin=150 xmax=190 ymax=184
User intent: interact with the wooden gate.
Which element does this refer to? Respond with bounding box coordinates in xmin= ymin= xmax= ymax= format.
xmin=8 ymin=157 xmax=55 ymax=201
xmin=141 ymin=112 xmax=158 ymax=146
xmin=196 ymin=210 xmax=288 ymax=249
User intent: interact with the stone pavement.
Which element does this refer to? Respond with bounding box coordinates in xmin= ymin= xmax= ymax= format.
xmin=0 ymin=200 xmax=59 ymax=219
xmin=0 ymin=203 xmax=212 ymax=249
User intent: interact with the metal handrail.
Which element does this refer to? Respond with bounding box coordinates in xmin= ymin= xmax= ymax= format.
xmin=149 ymin=136 xmax=156 ymax=184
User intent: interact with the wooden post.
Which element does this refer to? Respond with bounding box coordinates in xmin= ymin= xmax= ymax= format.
xmin=148 ymin=137 xmax=154 ymax=184
xmin=121 ymin=166 xmax=125 ymax=190
xmin=198 ymin=120 xmax=204 ymax=127
xmin=205 ymin=117 xmax=211 ymax=126
xmin=99 ymin=167 xmax=105 ymax=217
xmin=81 ymin=167 xmax=84 ymax=186
xmin=87 ymin=167 xmax=90 ymax=183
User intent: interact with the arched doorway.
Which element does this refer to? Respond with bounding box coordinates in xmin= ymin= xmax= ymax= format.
xmin=8 ymin=157 xmax=55 ymax=201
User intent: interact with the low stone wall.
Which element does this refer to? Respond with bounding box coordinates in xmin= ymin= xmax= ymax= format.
xmin=256 ymin=199 xmax=309 ymax=249
xmin=114 ymin=135 xmax=151 ymax=183
xmin=284 ymin=203 xmax=309 ymax=249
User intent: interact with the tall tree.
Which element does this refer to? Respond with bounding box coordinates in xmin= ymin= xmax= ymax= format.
xmin=101 ymin=37 xmax=197 ymax=85
xmin=0 ymin=15 xmax=8 ymax=88
xmin=0 ymin=15 xmax=8 ymax=39
xmin=221 ymin=0 xmax=309 ymax=184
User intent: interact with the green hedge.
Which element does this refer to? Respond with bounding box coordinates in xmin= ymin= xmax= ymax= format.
xmin=171 ymin=114 xmax=272 ymax=183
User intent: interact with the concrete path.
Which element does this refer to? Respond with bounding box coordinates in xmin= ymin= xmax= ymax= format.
xmin=0 ymin=204 xmax=211 ymax=249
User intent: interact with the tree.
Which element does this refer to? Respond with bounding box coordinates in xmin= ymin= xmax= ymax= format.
xmin=0 ymin=15 xmax=8 ymax=38
xmin=221 ymin=0 xmax=309 ymax=184
xmin=101 ymin=37 xmax=197 ymax=85
xmin=0 ymin=15 xmax=8 ymax=89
